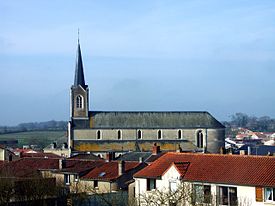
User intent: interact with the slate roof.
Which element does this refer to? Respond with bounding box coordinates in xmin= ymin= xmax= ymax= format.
xmin=74 ymin=42 xmax=87 ymax=89
xmin=134 ymin=152 xmax=275 ymax=187
xmin=69 ymin=153 xmax=103 ymax=161
xmin=82 ymin=161 xmax=141 ymax=181
xmin=116 ymin=152 xmax=152 ymax=162
xmin=73 ymin=111 xmax=224 ymax=129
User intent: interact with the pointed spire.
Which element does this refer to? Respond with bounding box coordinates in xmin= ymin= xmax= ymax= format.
xmin=74 ymin=32 xmax=86 ymax=88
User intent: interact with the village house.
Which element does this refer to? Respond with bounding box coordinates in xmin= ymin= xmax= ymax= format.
xmin=40 ymin=159 xmax=105 ymax=193
xmin=81 ymin=160 xmax=147 ymax=194
xmin=133 ymin=152 xmax=275 ymax=206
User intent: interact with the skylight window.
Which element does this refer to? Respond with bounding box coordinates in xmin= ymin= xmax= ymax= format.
xmin=99 ymin=172 xmax=106 ymax=177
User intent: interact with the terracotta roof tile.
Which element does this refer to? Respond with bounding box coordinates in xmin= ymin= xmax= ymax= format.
xmin=0 ymin=158 xmax=60 ymax=177
xmin=57 ymin=160 xmax=104 ymax=174
xmin=22 ymin=152 xmax=61 ymax=158
xmin=82 ymin=161 xmax=140 ymax=181
xmin=134 ymin=152 xmax=275 ymax=187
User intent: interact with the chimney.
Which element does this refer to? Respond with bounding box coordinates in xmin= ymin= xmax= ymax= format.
xmin=19 ymin=152 xmax=23 ymax=158
xmin=118 ymin=160 xmax=125 ymax=176
xmin=62 ymin=143 xmax=68 ymax=149
xmin=8 ymin=154 xmax=12 ymax=162
xmin=51 ymin=142 xmax=57 ymax=149
xmin=220 ymin=147 xmax=226 ymax=154
xmin=176 ymin=144 xmax=183 ymax=153
xmin=106 ymin=152 xmax=115 ymax=162
xmin=152 ymin=143 xmax=161 ymax=155
xmin=59 ymin=159 xmax=66 ymax=169
xmin=247 ymin=146 xmax=251 ymax=155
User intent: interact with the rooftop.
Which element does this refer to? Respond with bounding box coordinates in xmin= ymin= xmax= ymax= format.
xmin=55 ymin=159 xmax=104 ymax=175
xmin=82 ymin=161 xmax=141 ymax=181
xmin=134 ymin=152 xmax=275 ymax=187
xmin=74 ymin=111 xmax=225 ymax=129
xmin=0 ymin=158 xmax=60 ymax=177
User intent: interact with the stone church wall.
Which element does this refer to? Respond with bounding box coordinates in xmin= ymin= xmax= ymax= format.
xmin=72 ymin=128 xmax=224 ymax=153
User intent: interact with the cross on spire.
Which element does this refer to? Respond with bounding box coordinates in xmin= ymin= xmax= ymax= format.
xmin=74 ymin=30 xmax=86 ymax=88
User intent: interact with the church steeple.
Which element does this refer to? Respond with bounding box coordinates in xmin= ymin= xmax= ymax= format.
xmin=74 ymin=41 xmax=86 ymax=88
xmin=70 ymin=33 xmax=89 ymax=119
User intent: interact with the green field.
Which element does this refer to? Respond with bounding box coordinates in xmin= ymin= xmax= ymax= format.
xmin=0 ymin=131 xmax=67 ymax=148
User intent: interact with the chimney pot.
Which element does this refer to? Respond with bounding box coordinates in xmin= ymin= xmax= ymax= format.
xmin=59 ymin=159 xmax=66 ymax=169
xmin=118 ymin=160 xmax=125 ymax=176
xmin=152 ymin=143 xmax=161 ymax=155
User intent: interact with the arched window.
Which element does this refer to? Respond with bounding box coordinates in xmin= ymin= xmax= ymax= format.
xmin=157 ymin=130 xmax=162 ymax=139
xmin=118 ymin=130 xmax=122 ymax=140
xmin=137 ymin=130 xmax=142 ymax=140
xmin=76 ymin=95 xmax=83 ymax=109
xmin=178 ymin=130 xmax=182 ymax=139
xmin=97 ymin=130 xmax=101 ymax=140
xmin=197 ymin=131 xmax=203 ymax=148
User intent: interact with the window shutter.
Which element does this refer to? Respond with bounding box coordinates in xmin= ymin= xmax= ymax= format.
xmin=255 ymin=187 xmax=263 ymax=202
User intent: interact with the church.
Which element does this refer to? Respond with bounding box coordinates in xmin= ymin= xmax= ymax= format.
xmin=68 ymin=41 xmax=225 ymax=155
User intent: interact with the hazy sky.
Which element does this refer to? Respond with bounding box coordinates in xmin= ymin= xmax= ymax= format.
xmin=1 ymin=0 xmax=275 ymax=125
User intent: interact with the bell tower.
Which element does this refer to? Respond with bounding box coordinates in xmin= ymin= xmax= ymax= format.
xmin=70 ymin=39 xmax=89 ymax=119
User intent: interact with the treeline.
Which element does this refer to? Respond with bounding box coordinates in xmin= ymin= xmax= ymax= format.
xmin=223 ymin=113 xmax=275 ymax=132
xmin=0 ymin=120 xmax=67 ymax=134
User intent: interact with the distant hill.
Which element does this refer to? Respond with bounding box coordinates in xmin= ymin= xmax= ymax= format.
xmin=0 ymin=131 xmax=67 ymax=148
xmin=0 ymin=120 xmax=67 ymax=134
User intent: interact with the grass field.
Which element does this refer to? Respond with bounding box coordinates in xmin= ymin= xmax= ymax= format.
xmin=0 ymin=131 xmax=67 ymax=148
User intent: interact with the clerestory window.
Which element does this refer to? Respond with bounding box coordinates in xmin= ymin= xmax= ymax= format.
xmin=97 ymin=130 xmax=101 ymax=140
xmin=137 ymin=130 xmax=142 ymax=140
xmin=178 ymin=130 xmax=182 ymax=139
xmin=197 ymin=130 xmax=204 ymax=148
xmin=157 ymin=130 xmax=162 ymax=139
xmin=118 ymin=130 xmax=122 ymax=140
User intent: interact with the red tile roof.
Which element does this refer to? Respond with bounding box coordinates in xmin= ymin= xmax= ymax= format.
xmin=22 ymin=152 xmax=61 ymax=158
xmin=0 ymin=158 xmax=60 ymax=177
xmin=56 ymin=160 xmax=104 ymax=175
xmin=134 ymin=152 xmax=275 ymax=187
xmin=82 ymin=161 xmax=141 ymax=181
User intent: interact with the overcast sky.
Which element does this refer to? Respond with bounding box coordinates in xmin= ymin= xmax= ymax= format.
xmin=1 ymin=0 xmax=275 ymax=125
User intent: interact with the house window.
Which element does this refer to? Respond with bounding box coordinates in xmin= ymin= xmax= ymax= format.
xmin=178 ymin=130 xmax=182 ymax=139
xmin=193 ymin=184 xmax=211 ymax=204
xmin=64 ymin=174 xmax=70 ymax=185
xmin=118 ymin=130 xmax=122 ymax=140
xmin=147 ymin=178 xmax=156 ymax=191
xmin=94 ymin=180 xmax=98 ymax=188
xmin=137 ymin=130 xmax=142 ymax=140
xmin=76 ymin=95 xmax=83 ymax=109
xmin=197 ymin=130 xmax=204 ymax=148
xmin=97 ymin=130 xmax=101 ymax=140
xmin=169 ymin=181 xmax=177 ymax=192
xmin=265 ymin=187 xmax=275 ymax=202
xmin=218 ymin=186 xmax=237 ymax=206
xmin=157 ymin=130 xmax=162 ymax=139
